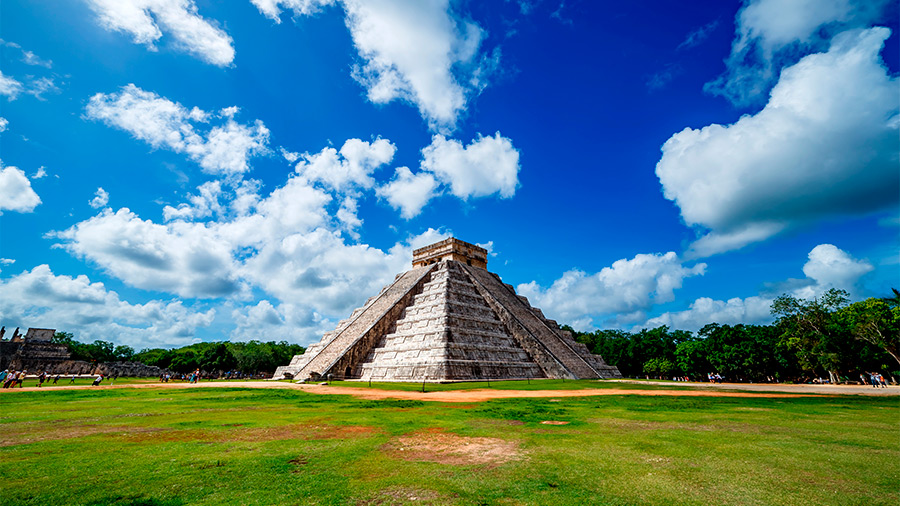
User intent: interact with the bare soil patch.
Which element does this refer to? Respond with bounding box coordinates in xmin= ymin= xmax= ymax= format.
xmin=382 ymin=428 xmax=521 ymax=466
xmin=357 ymin=486 xmax=445 ymax=506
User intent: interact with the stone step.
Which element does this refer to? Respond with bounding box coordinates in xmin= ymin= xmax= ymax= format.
xmin=293 ymin=265 xmax=435 ymax=380
xmin=461 ymin=264 xmax=601 ymax=379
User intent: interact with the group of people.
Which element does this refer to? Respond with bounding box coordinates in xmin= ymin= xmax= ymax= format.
xmin=0 ymin=369 xmax=121 ymax=388
xmin=707 ymin=372 xmax=724 ymax=383
xmin=1 ymin=369 xmax=27 ymax=388
xmin=862 ymin=372 xmax=890 ymax=388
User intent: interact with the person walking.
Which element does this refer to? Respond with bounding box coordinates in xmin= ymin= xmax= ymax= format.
xmin=53 ymin=374 xmax=60 ymax=384
xmin=91 ymin=374 xmax=103 ymax=386
xmin=2 ymin=370 xmax=15 ymax=388
xmin=876 ymin=373 xmax=887 ymax=388
xmin=38 ymin=371 xmax=46 ymax=387
xmin=16 ymin=370 xmax=26 ymax=387
xmin=69 ymin=374 xmax=77 ymax=384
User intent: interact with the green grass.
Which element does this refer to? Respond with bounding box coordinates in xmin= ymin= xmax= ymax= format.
xmin=0 ymin=385 xmax=896 ymax=506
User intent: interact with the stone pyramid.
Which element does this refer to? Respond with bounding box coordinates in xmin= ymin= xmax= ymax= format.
xmin=274 ymin=238 xmax=621 ymax=382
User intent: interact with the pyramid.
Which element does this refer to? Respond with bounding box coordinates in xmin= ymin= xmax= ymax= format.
xmin=274 ymin=238 xmax=621 ymax=382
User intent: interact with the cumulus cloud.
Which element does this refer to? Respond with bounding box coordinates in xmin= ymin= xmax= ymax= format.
xmin=54 ymin=208 xmax=244 ymax=299
xmin=85 ymin=0 xmax=235 ymax=66
xmin=0 ymin=117 xmax=7 ymax=132
xmin=0 ymin=264 xmax=215 ymax=348
xmin=421 ymin=132 xmax=520 ymax=199
xmin=86 ymin=85 xmax=270 ymax=177
xmin=89 ymin=187 xmax=110 ymax=209
xmin=706 ymin=0 xmax=890 ymax=105
xmin=517 ymin=252 xmax=707 ymax=330
xmin=0 ymin=71 xmax=24 ymax=100
xmin=0 ymin=162 xmax=41 ymax=214
xmin=294 ymin=138 xmax=395 ymax=191
xmin=642 ymin=244 xmax=874 ymax=331
xmin=51 ymin=148 xmax=449 ymax=322
xmin=657 ymin=28 xmax=899 ymax=257
xmin=251 ymin=0 xmax=495 ymax=131
xmin=377 ymin=166 xmax=439 ymax=219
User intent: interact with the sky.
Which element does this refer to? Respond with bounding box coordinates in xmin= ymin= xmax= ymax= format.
xmin=0 ymin=0 xmax=897 ymax=350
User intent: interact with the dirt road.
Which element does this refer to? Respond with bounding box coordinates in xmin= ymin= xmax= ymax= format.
xmin=3 ymin=379 xmax=895 ymax=401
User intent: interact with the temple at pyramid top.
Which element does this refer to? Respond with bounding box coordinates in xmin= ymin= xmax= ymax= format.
xmin=274 ymin=238 xmax=621 ymax=382
xmin=412 ymin=238 xmax=488 ymax=269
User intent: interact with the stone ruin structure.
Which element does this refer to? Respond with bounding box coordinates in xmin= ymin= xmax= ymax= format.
xmin=0 ymin=326 xmax=171 ymax=377
xmin=274 ymin=238 xmax=622 ymax=382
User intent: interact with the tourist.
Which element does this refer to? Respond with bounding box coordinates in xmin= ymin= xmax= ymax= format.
xmin=868 ymin=372 xmax=878 ymax=388
xmin=2 ymin=370 xmax=15 ymax=388
xmin=876 ymin=373 xmax=887 ymax=388
xmin=16 ymin=370 xmax=26 ymax=387
xmin=92 ymin=374 xmax=103 ymax=386
xmin=859 ymin=373 xmax=867 ymax=385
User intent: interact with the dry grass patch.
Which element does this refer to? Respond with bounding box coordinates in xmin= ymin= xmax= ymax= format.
xmin=382 ymin=428 xmax=522 ymax=466
xmin=0 ymin=423 xmax=162 ymax=447
xmin=121 ymin=424 xmax=379 ymax=444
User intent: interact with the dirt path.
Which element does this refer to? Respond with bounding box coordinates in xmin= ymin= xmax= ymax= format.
xmin=4 ymin=379 xmax=895 ymax=401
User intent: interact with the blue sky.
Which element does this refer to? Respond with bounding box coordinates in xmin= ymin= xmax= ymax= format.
xmin=1 ymin=0 xmax=897 ymax=349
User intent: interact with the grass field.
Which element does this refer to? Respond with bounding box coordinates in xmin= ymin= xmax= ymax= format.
xmin=0 ymin=382 xmax=896 ymax=506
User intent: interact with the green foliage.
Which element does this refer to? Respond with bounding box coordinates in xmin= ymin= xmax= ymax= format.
xmin=133 ymin=340 xmax=304 ymax=374
xmin=568 ymin=288 xmax=895 ymax=380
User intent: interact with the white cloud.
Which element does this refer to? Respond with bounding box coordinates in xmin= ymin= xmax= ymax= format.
xmin=85 ymin=0 xmax=235 ymax=66
xmin=25 ymin=77 xmax=60 ymax=100
xmin=678 ymin=19 xmax=719 ymax=50
xmin=377 ymin=166 xmax=439 ymax=219
xmin=706 ymin=0 xmax=890 ymax=105
xmin=642 ymin=244 xmax=874 ymax=331
xmin=89 ymin=187 xmax=110 ymax=209
xmin=0 ymin=117 xmax=7 ymax=132
xmin=252 ymin=0 xmax=494 ymax=131
xmin=0 ymin=264 xmax=215 ymax=348
xmin=250 ymin=0 xmax=335 ymax=20
xmin=31 ymin=166 xmax=47 ymax=179
xmin=21 ymin=50 xmax=52 ymax=68
xmin=162 ymin=180 xmax=224 ymax=221
xmin=0 ymin=71 xmax=24 ymax=100
xmin=229 ymin=299 xmax=332 ymax=343
xmin=421 ymin=132 xmax=520 ymax=200
xmin=796 ymin=243 xmax=873 ymax=298
xmin=86 ymin=84 xmax=270 ymax=177
xmin=54 ymin=208 xmax=244 ymax=299
xmin=657 ymin=28 xmax=899 ymax=257
xmin=517 ymin=252 xmax=706 ymax=331
xmin=295 ymin=137 xmax=395 ymax=191
xmin=0 ymin=163 xmax=41 ymax=214
xmin=0 ymin=40 xmax=52 ymax=68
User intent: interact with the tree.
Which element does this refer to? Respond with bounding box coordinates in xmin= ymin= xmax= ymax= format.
xmin=772 ymin=289 xmax=867 ymax=381
xmin=840 ymin=297 xmax=900 ymax=366
xmin=199 ymin=343 xmax=237 ymax=372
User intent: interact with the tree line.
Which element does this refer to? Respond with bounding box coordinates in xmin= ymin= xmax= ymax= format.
xmin=569 ymin=289 xmax=899 ymax=383
xmin=50 ymin=333 xmax=305 ymax=375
